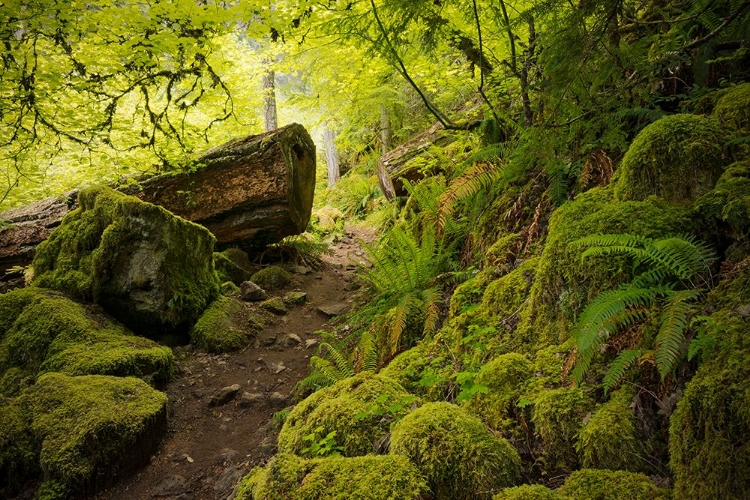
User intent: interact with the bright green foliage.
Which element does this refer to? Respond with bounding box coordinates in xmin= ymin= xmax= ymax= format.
xmin=669 ymin=263 xmax=750 ymax=499
xmin=462 ymin=353 xmax=533 ymax=433
xmin=300 ymin=332 xmax=379 ymax=390
xmin=378 ymin=339 xmax=456 ymax=400
xmin=576 ymin=388 xmax=639 ymax=471
xmin=278 ymin=372 xmax=417 ymax=457
xmin=713 ymin=83 xmax=750 ymax=136
xmin=0 ymin=288 xmax=173 ymax=393
xmin=613 ymin=114 xmax=727 ymax=205
xmin=694 ymin=161 xmax=750 ymax=239
xmin=250 ymin=266 xmax=292 ymax=290
xmin=482 ymin=259 xmax=537 ymax=319
xmin=0 ymin=396 xmax=37 ymax=494
xmin=522 ymin=188 xmax=690 ymax=346
xmin=23 ymin=373 xmax=168 ymax=497
xmin=448 ymin=270 xmax=493 ymax=317
xmin=531 ymin=387 xmax=592 ymax=469
xmin=570 ymin=234 xmax=714 ymax=388
xmin=558 ymin=469 xmax=667 ymax=500
xmin=191 ymin=296 xmax=253 ymax=353
xmin=235 ymin=453 xmax=428 ymax=500
xmin=390 ymin=402 xmax=521 ymax=499
xmin=493 ymin=484 xmax=561 ymax=500
xmin=214 ymin=252 xmax=252 ymax=286
xmin=32 ymin=186 xmax=219 ymax=333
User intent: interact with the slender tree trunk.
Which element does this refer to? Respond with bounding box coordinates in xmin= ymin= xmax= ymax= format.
xmin=324 ymin=123 xmax=340 ymax=187
xmin=262 ymin=57 xmax=278 ymax=132
xmin=380 ymin=104 xmax=391 ymax=155
xmin=520 ymin=17 xmax=536 ymax=127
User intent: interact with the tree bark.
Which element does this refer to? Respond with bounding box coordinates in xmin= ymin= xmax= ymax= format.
xmin=262 ymin=57 xmax=278 ymax=132
xmin=380 ymin=104 xmax=392 ymax=155
xmin=324 ymin=123 xmax=340 ymax=187
xmin=0 ymin=124 xmax=317 ymax=278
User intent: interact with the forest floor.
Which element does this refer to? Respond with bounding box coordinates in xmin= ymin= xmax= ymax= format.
xmin=93 ymin=226 xmax=375 ymax=500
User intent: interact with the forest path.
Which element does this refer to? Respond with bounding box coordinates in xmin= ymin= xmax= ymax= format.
xmin=95 ymin=226 xmax=375 ymax=500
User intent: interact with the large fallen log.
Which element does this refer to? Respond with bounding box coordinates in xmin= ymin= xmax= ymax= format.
xmin=376 ymin=122 xmax=456 ymax=200
xmin=0 ymin=123 xmax=316 ymax=278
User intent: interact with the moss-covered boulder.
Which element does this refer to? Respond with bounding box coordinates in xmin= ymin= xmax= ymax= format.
xmin=191 ymin=296 xmax=254 ymax=353
xmin=531 ymin=387 xmax=592 ymax=469
xmin=613 ymin=114 xmax=728 ymax=205
xmin=558 ymin=469 xmax=667 ymax=500
xmin=0 ymin=288 xmax=173 ymax=394
xmin=0 ymin=395 xmax=37 ymax=495
xmin=390 ymin=402 xmax=521 ymax=499
xmin=250 ymin=265 xmax=292 ymax=290
xmin=481 ymin=259 xmax=537 ymax=319
xmin=32 ymin=186 xmax=219 ymax=334
xmin=576 ymin=388 xmax=639 ymax=471
xmin=462 ymin=353 xmax=533 ymax=433
xmin=278 ymin=372 xmax=417 ymax=457
xmin=521 ymin=187 xmax=690 ymax=345
xmin=214 ymin=251 xmax=253 ymax=285
xmin=24 ymin=373 xmax=168 ymax=498
xmin=694 ymin=161 xmax=750 ymax=239
xmin=669 ymin=263 xmax=750 ymax=499
xmin=713 ymin=83 xmax=750 ymax=136
xmin=493 ymin=484 xmax=561 ymax=500
xmin=235 ymin=453 xmax=428 ymax=500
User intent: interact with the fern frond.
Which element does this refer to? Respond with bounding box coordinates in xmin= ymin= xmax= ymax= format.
xmin=421 ymin=286 xmax=442 ymax=336
xmin=603 ymin=349 xmax=643 ymax=392
xmin=654 ymin=289 xmax=699 ymax=379
xmin=437 ymin=161 xmax=505 ymax=233
xmin=318 ymin=342 xmax=356 ymax=379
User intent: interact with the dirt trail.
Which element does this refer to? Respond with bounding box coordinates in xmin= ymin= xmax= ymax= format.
xmin=95 ymin=226 xmax=374 ymax=500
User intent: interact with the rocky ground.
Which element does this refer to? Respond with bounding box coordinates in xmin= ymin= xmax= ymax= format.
xmin=93 ymin=226 xmax=374 ymax=500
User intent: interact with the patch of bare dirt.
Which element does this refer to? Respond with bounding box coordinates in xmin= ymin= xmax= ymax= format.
xmin=94 ymin=226 xmax=375 ymax=500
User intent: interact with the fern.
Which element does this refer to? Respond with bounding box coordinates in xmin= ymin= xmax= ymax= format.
xmin=437 ymin=161 xmax=506 ymax=233
xmin=572 ymin=234 xmax=715 ymax=389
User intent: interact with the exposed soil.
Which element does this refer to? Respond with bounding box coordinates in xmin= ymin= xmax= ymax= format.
xmin=92 ymin=226 xmax=374 ymax=500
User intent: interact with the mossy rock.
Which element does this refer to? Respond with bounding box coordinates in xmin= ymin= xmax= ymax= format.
xmin=220 ymin=281 xmax=241 ymax=296
xmin=613 ymin=114 xmax=728 ymax=205
xmin=449 ymin=270 xmax=493 ymax=317
xmin=390 ymin=402 xmax=521 ymax=499
xmin=558 ymin=469 xmax=667 ymax=500
xmin=576 ymin=388 xmax=639 ymax=471
xmin=0 ymin=288 xmax=173 ymax=393
xmin=191 ymin=296 xmax=253 ymax=353
xmin=278 ymin=372 xmax=417 ymax=457
xmin=260 ymin=297 xmax=287 ymax=315
xmin=485 ymin=232 xmax=523 ymax=269
xmin=214 ymin=251 xmax=253 ymax=286
xmin=669 ymin=264 xmax=750 ymax=499
xmin=235 ymin=453 xmax=429 ymax=500
xmin=0 ymin=395 xmax=38 ymax=495
xmin=493 ymin=484 xmax=561 ymax=500
xmin=378 ymin=335 xmax=455 ymax=401
xmin=462 ymin=353 xmax=533 ymax=433
xmin=250 ymin=266 xmax=292 ymax=290
xmin=713 ymin=83 xmax=750 ymax=136
xmin=32 ymin=186 xmax=219 ymax=335
xmin=24 ymin=373 xmax=168 ymax=498
xmin=481 ymin=258 xmax=537 ymax=318
xmin=521 ymin=187 xmax=690 ymax=346
xmin=694 ymin=161 xmax=750 ymax=239
xmin=531 ymin=387 xmax=593 ymax=470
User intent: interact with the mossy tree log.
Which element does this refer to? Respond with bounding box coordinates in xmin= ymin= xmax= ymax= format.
xmin=0 ymin=123 xmax=316 ymax=278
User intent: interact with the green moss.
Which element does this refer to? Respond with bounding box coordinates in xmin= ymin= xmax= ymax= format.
xmin=462 ymin=353 xmax=533 ymax=433
xmin=558 ymin=469 xmax=667 ymax=500
xmin=449 ymin=270 xmax=493 ymax=317
xmin=390 ymin=402 xmax=521 ymax=499
xmin=713 ymin=83 xmax=750 ymax=136
xmin=521 ymin=187 xmax=690 ymax=346
xmin=486 ymin=233 xmax=523 ymax=269
xmin=24 ymin=373 xmax=168 ymax=497
xmin=481 ymin=258 xmax=537 ymax=319
xmin=260 ymin=297 xmax=287 ymax=315
xmin=220 ymin=281 xmax=241 ymax=296
xmin=250 ymin=266 xmax=292 ymax=290
xmin=576 ymin=388 xmax=639 ymax=471
xmin=613 ymin=114 xmax=728 ymax=204
xmin=669 ymin=264 xmax=750 ymax=499
xmin=235 ymin=454 xmax=428 ymax=500
xmin=493 ymin=484 xmax=561 ymax=500
xmin=191 ymin=296 xmax=253 ymax=353
xmin=0 ymin=289 xmax=173 ymax=390
xmin=214 ymin=251 xmax=252 ymax=285
xmin=694 ymin=161 xmax=750 ymax=239
xmin=278 ymin=372 xmax=417 ymax=457
xmin=32 ymin=186 xmax=219 ymax=333
xmin=0 ymin=395 xmax=38 ymax=494
xmin=531 ymin=387 xmax=592 ymax=469
xmin=0 ymin=367 xmax=33 ymax=397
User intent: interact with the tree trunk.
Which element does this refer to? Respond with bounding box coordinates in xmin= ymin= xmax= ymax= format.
xmin=262 ymin=57 xmax=278 ymax=132
xmin=324 ymin=123 xmax=340 ymax=187
xmin=380 ymin=104 xmax=391 ymax=155
xmin=0 ymin=124 xmax=317 ymax=278
xmin=377 ymin=122 xmax=455 ymax=200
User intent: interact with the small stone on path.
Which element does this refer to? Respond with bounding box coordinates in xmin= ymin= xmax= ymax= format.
xmin=281 ymin=333 xmax=302 ymax=348
xmin=240 ymin=281 xmax=267 ymax=301
xmin=318 ymin=303 xmax=349 ymax=317
xmin=283 ymin=291 xmax=307 ymax=305
xmin=260 ymin=297 xmax=287 ymax=315
xmin=209 ymin=384 xmax=241 ymax=407
xmin=239 ymin=392 xmax=264 ymax=408
xmin=152 ymin=475 xmax=190 ymax=497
